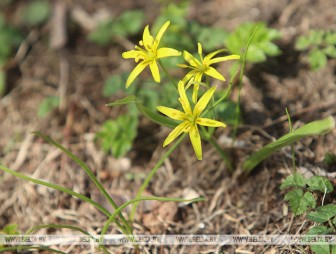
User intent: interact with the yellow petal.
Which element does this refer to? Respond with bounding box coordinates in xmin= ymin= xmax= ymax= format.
xmin=207 ymin=55 xmax=240 ymax=65
xmin=142 ymin=25 xmax=153 ymax=51
xmin=178 ymin=81 xmax=192 ymax=115
xmin=125 ymin=61 xmax=148 ymax=88
xmin=204 ymin=67 xmax=225 ymax=81
xmin=203 ymin=49 xmax=227 ymax=62
xmin=183 ymin=50 xmax=201 ymax=68
xmin=196 ymin=118 xmax=227 ymax=128
xmin=182 ymin=70 xmax=198 ymax=86
xmin=163 ymin=121 xmax=190 ymax=147
xmin=197 ymin=43 xmax=203 ymax=57
xmin=192 ymin=83 xmax=199 ymax=104
xmin=193 ymin=72 xmax=203 ymax=83
xmin=194 ymin=86 xmax=216 ymax=115
xmin=177 ymin=63 xmax=190 ymax=68
xmin=156 ymin=106 xmax=186 ymax=120
xmin=155 ymin=21 xmax=170 ymax=47
xmin=149 ymin=61 xmax=160 ymax=82
xmin=189 ymin=125 xmax=202 ymax=160
xmin=122 ymin=50 xmax=138 ymax=59
xmin=157 ymin=47 xmax=181 ymax=58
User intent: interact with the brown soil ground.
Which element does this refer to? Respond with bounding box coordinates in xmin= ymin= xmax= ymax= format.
xmin=1 ymin=0 xmax=336 ymax=253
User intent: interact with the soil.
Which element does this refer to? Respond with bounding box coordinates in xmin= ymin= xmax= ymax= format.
xmin=0 ymin=0 xmax=336 ymax=253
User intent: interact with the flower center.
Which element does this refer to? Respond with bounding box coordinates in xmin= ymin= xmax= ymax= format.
xmin=187 ymin=114 xmax=197 ymax=124
xmin=197 ymin=62 xmax=209 ymax=73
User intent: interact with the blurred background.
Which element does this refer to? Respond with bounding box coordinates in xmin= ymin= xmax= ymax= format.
xmin=0 ymin=0 xmax=335 ymax=253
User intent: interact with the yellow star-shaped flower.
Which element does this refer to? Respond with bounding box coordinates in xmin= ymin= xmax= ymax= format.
xmin=122 ymin=21 xmax=181 ymax=88
xmin=156 ymin=81 xmax=226 ymax=160
xmin=178 ymin=43 xmax=240 ymax=102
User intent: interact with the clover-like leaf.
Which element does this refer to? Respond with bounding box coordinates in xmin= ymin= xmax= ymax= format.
xmin=225 ymin=22 xmax=281 ymax=63
xmin=284 ymin=189 xmax=316 ymax=215
xmin=307 ymin=176 xmax=333 ymax=193
xmin=307 ymin=204 xmax=336 ymax=223
xmin=280 ymin=172 xmax=307 ymax=190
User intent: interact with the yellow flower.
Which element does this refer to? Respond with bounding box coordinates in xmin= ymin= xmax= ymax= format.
xmin=178 ymin=43 xmax=240 ymax=102
xmin=156 ymin=81 xmax=226 ymax=160
xmin=122 ymin=21 xmax=181 ymax=88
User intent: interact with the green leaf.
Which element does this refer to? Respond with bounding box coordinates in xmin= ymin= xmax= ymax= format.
xmin=107 ymin=95 xmax=178 ymax=128
xmin=323 ymin=46 xmax=336 ymax=58
xmin=103 ymin=75 xmax=124 ymax=97
xmin=106 ymin=95 xmax=138 ymax=106
xmin=308 ymin=49 xmax=327 ymax=70
xmin=307 ymin=226 xmax=336 ymax=254
xmin=243 ymin=116 xmax=335 ymax=173
xmin=307 ymin=225 xmax=330 ymax=235
xmin=136 ymin=103 xmax=178 ymax=129
xmin=23 ymin=0 xmax=50 ymax=26
xmin=88 ymin=10 xmax=144 ymax=45
xmin=295 ymin=36 xmax=311 ymax=50
xmin=325 ymin=32 xmax=336 ymax=44
xmin=225 ymin=22 xmax=281 ymax=63
xmin=246 ymin=44 xmax=267 ymax=62
xmin=0 ymin=16 xmax=22 ymax=61
xmin=190 ymin=22 xmax=228 ymax=51
xmin=280 ymin=172 xmax=307 ymax=190
xmin=113 ymin=10 xmax=144 ymax=37
xmin=311 ymin=243 xmax=331 ymax=254
xmin=307 ymin=204 xmax=336 ymax=223
xmin=96 ymin=114 xmax=138 ymax=158
xmin=87 ymin=20 xmax=115 ymax=45
xmin=284 ymin=189 xmax=316 ymax=215
xmin=37 ymin=96 xmax=59 ymax=118
xmin=1 ymin=224 xmax=20 ymax=235
xmin=213 ymin=100 xmax=240 ymax=125
xmin=307 ymin=176 xmax=333 ymax=193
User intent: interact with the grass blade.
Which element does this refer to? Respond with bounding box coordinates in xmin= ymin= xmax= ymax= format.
xmin=33 ymin=132 xmax=133 ymax=235
xmin=101 ymin=195 xmax=205 ymax=237
xmin=0 ymin=164 xmax=111 ymax=217
xmin=243 ymin=116 xmax=335 ymax=173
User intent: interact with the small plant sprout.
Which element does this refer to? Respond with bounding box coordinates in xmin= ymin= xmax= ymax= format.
xmin=122 ymin=21 xmax=181 ymax=88
xmin=156 ymin=81 xmax=226 ymax=160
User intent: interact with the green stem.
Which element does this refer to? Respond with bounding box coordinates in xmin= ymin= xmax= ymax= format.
xmin=129 ymin=133 xmax=187 ymax=221
xmin=33 ymin=132 xmax=133 ymax=235
xmin=201 ymin=71 xmax=237 ymax=116
xmin=232 ymin=27 xmax=259 ymax=141
xmin=159 ymin=60 xmax=178 ymax=88
xmin=285 ymin=108 xmax=296 ymax=172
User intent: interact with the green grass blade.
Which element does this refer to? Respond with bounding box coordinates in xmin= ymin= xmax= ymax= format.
xmin=33 ymin=132 xmax=133 ymax=235
xmin=0 ymin=164 xmax=111 ymax=217
xmin=106 ymin=95 xmax=178 ymax=128
xmin=233 ymin=26 xmax=259 ymax=139
xmin=0 ymin=246 xmax=67 ymax=254
xmin=105 ymin=95 xmax=137 ymax=106
xmin=135 ymin=103 xmax=178 ymax=128
xmin=129 ymin=133 xmax=187 ymax=222
xmin=243 ymin=116 xmax=335 ymax=173
xmin=101 ymin=195 xmax=206 ymax=237
xmin=25 ymin=224 xmax=92 ymax=236
xmin=24 ymin=224 xmax=109 ymax=253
